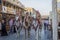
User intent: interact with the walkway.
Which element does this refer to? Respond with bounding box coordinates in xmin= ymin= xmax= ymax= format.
xmin=0 ymin=23 xmax=52 ymax=40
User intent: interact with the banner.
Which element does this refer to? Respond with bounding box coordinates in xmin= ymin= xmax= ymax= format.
xmin=2 ymin=6 xmax=7 ymax=13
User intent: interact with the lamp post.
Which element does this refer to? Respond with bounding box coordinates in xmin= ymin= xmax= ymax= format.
xmin=52 ymin=0 xmax=58 ymax=40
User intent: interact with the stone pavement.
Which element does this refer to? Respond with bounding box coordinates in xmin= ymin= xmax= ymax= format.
xmin=0 ymin=27 xmax=52 ymax=40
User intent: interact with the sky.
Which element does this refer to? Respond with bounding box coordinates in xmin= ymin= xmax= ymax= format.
xmin=19 ymin=0 xmax=52 ymax=16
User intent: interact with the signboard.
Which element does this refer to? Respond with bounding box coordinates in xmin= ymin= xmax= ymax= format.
xmin=2 ymin=6 xmax=7 ymax=13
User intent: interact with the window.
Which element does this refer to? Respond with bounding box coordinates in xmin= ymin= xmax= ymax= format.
xmin=30 ymin=12 xmax=31 ymax=15
xmin=9 ymin=4 xmax=11 ymax=8
xmin=6 ymin=3 xmax=10 ymax=7
xmin=0 ymin=0 xmax=1 ymax=4
xmin=13 ymin=0 xmax=15 ymax=1
xmin=13 ymin=6 xmax=15 ymax=9
xmin=58 ymin=30 xmax=60 ymax=39
xmin=3 ymin=2 xmax=5 ymax=6
xmin=58 ymin=22 xmax=60 ymax=26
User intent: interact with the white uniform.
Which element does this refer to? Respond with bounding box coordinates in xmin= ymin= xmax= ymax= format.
xmin=33 ymin=20 xmax=39 ymax=40
xmin=34 ymin=21 xmax=38 ymax=28
xmin=15 ymin=20 xmax=22 ymax=38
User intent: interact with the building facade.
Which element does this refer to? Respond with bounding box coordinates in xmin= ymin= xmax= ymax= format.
xmin=25 ymin=7 xmax=37 ymax=19
xmin=0 ymin=0 xmax=25 ymax=31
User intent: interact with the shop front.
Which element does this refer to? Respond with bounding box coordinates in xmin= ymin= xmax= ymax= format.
xmin=6 ymin=14 xmax=15 ymax=31
xmin=0 ymin=12 xmax=15 ymax=31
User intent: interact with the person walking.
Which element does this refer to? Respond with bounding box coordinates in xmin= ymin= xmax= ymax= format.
xmin=1 ymin=19 xmax=8 ymax=36
xmin=13 ymin=19 xmax=16 ymax=33
xmin=9 ymin=18 xmax=14 ymax=33
xmin=44 ymin=20 xmax=49 ymax=30
xmin=23 ymin=13 xmax=30 ymax=40
xmin=18 ymin=18 xmax=22 ymax=38
xmin=44 ymin=20 xmax=49 ymax=40
xmin=37 ymin=19 xmax=42 ymax=40
xmin=28 ymin=16 xmax=32 ymax=38
xmin=15 ymin=18 xmax=22 ymax=38
xmin=32 ymin=19 xmax=38 ymax=40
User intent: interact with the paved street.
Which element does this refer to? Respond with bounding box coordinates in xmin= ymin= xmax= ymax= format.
xmin=0 ymin=24 xmax=52 ymax=40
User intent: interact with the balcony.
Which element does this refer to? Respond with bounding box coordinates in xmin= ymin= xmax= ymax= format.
xmin=2 ymin=6 xmax=7 ymax=13
xmin=3 ymin=0 xmax=25 ymax=9
xmin=2 ymin=6 xmax=16 ymax=14
xmin=7 ymin=7 xmax=16 ymax=14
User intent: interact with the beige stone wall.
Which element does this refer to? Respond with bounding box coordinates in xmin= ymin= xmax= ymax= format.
xmin=1 ymin=0 xmax=25 ymax=15
xmin=5 ymin=0 xmax=25 ymax=8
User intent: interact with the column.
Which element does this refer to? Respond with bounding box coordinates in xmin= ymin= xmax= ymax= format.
xmin=52 ymin=0 xmax=58 ymax=40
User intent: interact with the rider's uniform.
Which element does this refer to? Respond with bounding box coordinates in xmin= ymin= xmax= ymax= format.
xmin=23 ymin=16 xmax=30 ymax=39
xmin=32 ymin=20 xmax=38 ymax=31
xmin=14 ymin=19 xmax=22 ymax=38
xmin=33 ymin=20 xmax=39 ymax=40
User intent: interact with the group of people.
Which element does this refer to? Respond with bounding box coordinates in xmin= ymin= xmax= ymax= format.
xmin=0 ymin=13 xmax=42 ymax=40
xmin=0 ymin=18 xmax=8 ymax=36
xmin=44 ymin=20 xmax=52 ymax=40
xmin=22 ymin=13 xmax=42 ymax=40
